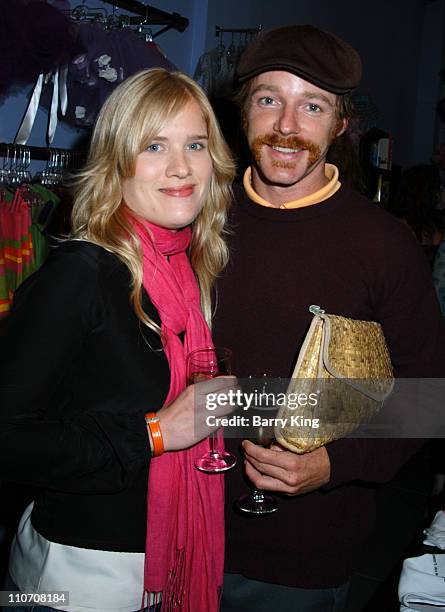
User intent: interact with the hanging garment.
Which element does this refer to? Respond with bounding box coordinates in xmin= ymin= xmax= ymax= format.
xmin=0 ymin=189 xmax=34 ymax=317
xmin=0 ymin=184 xmax=61 ymax=318
xmin=28 ymin=185 xmax=61 ymax=268
xmin=0 ymin=0 xmax=82 ymax=100
xmin=193 ymin=46 xmax=236 ymax=99
xmin=40 ymin=24 xmax=176 ymax=129
xmin=12 ymin=11 xmax=176 ymax=142
xmin=0 ymin=194 xmax=8 ymax=318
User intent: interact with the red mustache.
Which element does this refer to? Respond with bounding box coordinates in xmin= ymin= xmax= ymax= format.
xmin=251 ymin=133 xmax=321 ymax=167
xmin=256 ymin=134 xmax=315 ymax=151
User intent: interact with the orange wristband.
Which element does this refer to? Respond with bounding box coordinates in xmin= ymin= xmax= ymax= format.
xmin=145 ymin=412 xmax=165 ymax=457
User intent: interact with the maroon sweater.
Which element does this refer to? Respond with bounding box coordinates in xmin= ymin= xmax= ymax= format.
xmin=213 ymin=183 xmax=445 ymax=588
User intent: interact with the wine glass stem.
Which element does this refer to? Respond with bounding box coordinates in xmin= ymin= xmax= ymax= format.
xmin=209 ymin=432 xmax=218 ymax=456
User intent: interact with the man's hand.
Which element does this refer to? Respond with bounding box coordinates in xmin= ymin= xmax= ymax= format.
xmin=242 ymin=440 xmax=331 ymax=496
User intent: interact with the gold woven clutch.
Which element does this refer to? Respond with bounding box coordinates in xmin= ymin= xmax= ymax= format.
xmin=274 ymin=306 xmax=394 ymax=454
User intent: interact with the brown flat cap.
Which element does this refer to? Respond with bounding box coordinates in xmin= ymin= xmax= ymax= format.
xmin=236 ymin=25 xmax=362 ymax=94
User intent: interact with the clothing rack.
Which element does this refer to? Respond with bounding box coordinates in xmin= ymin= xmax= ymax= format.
xmin=101 ymin=0 xmax=189 ymax=35
xmin=215 ymin=26 xmax=262 ymax=36
xmin=0 ymin=143 xmax=85 ymax=164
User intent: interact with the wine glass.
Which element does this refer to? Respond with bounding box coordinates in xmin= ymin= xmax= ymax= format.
xmin=235 ymin=374 xmax=279 ymax=514
xmin=235 ymin=423 xmax=279 ymax=514
xmin=186 ymin=346 xmax=237 ymax=473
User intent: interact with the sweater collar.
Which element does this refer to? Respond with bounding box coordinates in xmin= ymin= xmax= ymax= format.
xmin=243 ymin=163 xmax=340 ymax=209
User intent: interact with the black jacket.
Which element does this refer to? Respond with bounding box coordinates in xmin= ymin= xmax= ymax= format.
xmin=0 ymin=241 xmax=170 ymax=551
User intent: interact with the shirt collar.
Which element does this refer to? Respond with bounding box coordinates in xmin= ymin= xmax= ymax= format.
xmin=243 ymin=163 xmax=341 ymax=209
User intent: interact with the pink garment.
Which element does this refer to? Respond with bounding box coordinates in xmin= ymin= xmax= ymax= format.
xmin=132 ymin=217 xmax=224 ymax=612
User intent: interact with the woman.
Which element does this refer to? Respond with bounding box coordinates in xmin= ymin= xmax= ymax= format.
xmin=0 ymin=68 xmax=236 ymax=612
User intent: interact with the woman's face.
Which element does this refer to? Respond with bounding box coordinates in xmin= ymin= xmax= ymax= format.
xmin=122 ymin=99 xmax=213 ymax=230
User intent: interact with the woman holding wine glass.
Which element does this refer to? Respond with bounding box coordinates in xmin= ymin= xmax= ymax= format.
xmin=0 ymin=68 xmax=237 ymax=612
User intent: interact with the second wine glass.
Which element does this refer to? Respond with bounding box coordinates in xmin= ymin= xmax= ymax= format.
xmin=235 ymin=374 xmax=279 ymax=514
xmin=235 ymin=424 xmax=279 ymax=514
xmin=186 ymin=346 xmax=237 ymax=473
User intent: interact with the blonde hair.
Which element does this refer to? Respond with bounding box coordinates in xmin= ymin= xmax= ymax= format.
xmin=71 ymin=68 xmax=235 ymax=333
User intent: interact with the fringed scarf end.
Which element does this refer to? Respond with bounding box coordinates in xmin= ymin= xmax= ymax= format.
xmin=141 ymin=589 xmax=162 ymax=612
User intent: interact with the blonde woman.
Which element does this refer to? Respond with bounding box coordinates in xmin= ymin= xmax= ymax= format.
xmin=0 ymin=69 xmax=237 ymax=612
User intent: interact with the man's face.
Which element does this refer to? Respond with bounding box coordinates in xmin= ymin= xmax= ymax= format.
xmin=245 ymin=71 xmax=346 ymax=192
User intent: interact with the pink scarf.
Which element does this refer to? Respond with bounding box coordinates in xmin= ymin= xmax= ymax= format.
xmin=133 ymin=218 xmax=225 ymax=612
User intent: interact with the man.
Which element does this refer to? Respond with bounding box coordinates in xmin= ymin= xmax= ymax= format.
xmin=213 ymin=25 xmax=445 ymax=611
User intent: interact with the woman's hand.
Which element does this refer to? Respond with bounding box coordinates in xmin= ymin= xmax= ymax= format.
xmin=157 ymin=376 xmax=239 ymax=451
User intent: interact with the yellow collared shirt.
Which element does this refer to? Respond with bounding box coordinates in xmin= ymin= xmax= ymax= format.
xmin=243 ymin=164 xmax=340 ymax=209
